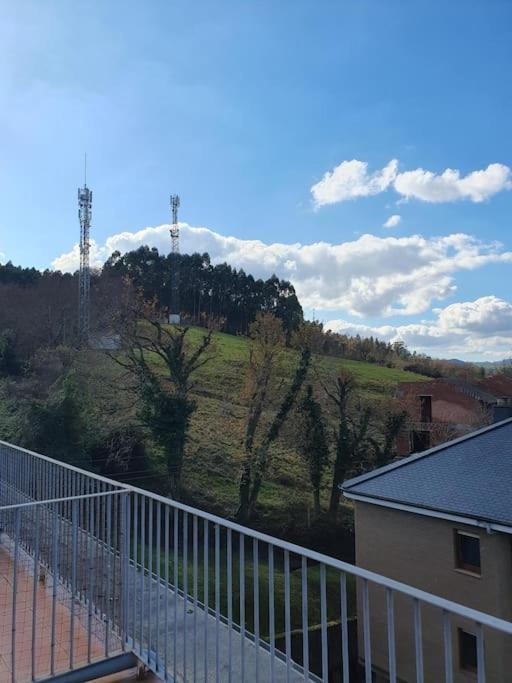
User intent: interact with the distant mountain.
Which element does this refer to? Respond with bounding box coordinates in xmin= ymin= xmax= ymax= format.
xmin=447 ymin=357 xmax=512 ymax=369
xmin=477 ymin=358 xmax=512 ymax=368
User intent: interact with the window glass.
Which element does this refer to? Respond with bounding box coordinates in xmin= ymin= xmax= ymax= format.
xmin=455 ymin=531 xmax=481 ymax=574
xmin=459 ymin=629 xmax=477 ymax=672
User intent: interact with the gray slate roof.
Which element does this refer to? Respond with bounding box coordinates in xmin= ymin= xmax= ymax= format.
xmin=342 ymin=418 xmax=512 ymax=527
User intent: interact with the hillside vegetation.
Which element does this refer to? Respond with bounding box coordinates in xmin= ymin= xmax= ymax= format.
xmin=149 ymin=327 xmax=425 ymax=528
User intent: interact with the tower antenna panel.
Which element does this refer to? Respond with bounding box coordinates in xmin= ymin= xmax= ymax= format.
xmin=78 ymin=161 xmax=92 ymax=343
xmin=169 ymin=193 xmax=181 ymax=323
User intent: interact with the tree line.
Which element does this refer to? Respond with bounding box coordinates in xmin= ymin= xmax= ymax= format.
xmin=0 ymin=251 xmax=481 ymax=382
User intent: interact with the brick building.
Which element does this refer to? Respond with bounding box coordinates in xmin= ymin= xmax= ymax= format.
xmin=396 ymin=375 xmax=512 ymax=455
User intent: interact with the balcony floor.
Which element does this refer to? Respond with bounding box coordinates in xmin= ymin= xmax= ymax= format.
xmin=0 ymin=542 xmax=113 ymax=682
xmin=127 ymin=564 xmax=310 ymax=682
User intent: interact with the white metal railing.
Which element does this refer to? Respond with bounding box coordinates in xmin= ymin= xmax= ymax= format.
xmin=1 ymin=439 xmax=511 ymax=682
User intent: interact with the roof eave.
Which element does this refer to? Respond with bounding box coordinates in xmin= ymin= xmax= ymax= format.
xmin=344 ymin=491 xmax=512 ymax=535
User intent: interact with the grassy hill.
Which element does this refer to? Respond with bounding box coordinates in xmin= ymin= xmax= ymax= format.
xmin=148 ymin=328 xmax=425 ymax=529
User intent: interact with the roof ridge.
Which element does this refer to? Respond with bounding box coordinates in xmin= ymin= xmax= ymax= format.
xmin=342 ymin=416 xmax=512 ymax=491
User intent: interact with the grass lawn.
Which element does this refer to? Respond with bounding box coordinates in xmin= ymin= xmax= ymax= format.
xmin=136 ymin=518 xmax=357 ymax=639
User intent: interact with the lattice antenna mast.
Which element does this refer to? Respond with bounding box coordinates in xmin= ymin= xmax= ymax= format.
xmin=169 ymin=194 xmax=181 ymax=324
xmin=78 ymin=157 xmax=92 ymax=342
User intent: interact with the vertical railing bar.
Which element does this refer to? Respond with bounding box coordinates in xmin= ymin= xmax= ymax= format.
xmin=11 ymin=508 xmax=20 ymax=683
xmin=156 ymin=501 xmax=161 ymax=671
xmin=70 ymin=499 xmax=78 ymax=669
xmin=414 ymin=598 xmax=424 ymax=683
xmin=193 ymin=514 xmax=198 ymax=683
xmin=269 ymin=543 xmax=275 ymax=683
xmin=105 ymin=492 xmax=112 ymax=658
xmin=174 ymin=509 xmax=179 ymax=683
xmin=340 ymin=573 xmax=349 ymax=683
xmin=140 ymin=496 xmax=146 ymax=659
xmin=183 ymin=511 xmax=189 ymax=681
xmin=148 ymin=498 xmax=153 ymax=660
xmin=253 ymin=538 xmax=260 ymax=683
xmin=320 ymin=563 xmax=328 ymax=683
xmin=443 ymin=610 xmax=453 ymax=683
xmin=302 ymin=557 xmax=309 ymax=682
xmin=284 ymin=549 xmax=292 ymax=683
xmin=386 ymin=588 xmax=397 ymax=683
xmin=240 ymin=533 xmax=245 ymax=683
xmin=362 ymin=579 xmax=372 ymax=683
xmin=476 ymin=622 xmax=486 ymax=683
xmin=88 ymin=492 xmax=95 ymax=663
xmin=50 ymin=503 xmax=59 ymax=677
xmin=95 ymin=484 xmax=101 ymax=622
xmin=227 ymin=528 xmax=233 ymax=683
xmin=32 ymin=504 xmax=41 ymax=681
xmin=31 ymin=504 xmax=41 ymax=682
xmin=215 ymin=523 xmax=221 ymax=683
xmin=203 ymin=519 xmax=209 ymax=683
xmin=133 ymin=492 xmax=138 ymax=650
xmin=123 ymin=492 xmax=131 ymax=649
xmin=164 ymin=505 xmax=170 ymax=681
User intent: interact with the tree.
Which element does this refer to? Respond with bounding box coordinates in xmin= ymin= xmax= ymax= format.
xmin=237 ymin=313 xmax=311 ymax=522
xmin=369 ymin=410 xmax=408 ymax=467
xmin=22 ymin=371 xmax=91 ymax=466
xmin=323 ymin=372 xmax=372 ymax=517
xmin=296 ymin=384 xmax=330 ymax=518
xmin=113 ymin=318 xmax=212 ymax=498
xmin=0 ymin=330 xmax=21 ymax=376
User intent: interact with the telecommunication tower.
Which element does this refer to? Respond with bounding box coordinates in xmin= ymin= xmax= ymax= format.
xmin=169 ymin=194 xmax=181 ymax=324
xmin=78 ymin=158 xmax=92 ymax=342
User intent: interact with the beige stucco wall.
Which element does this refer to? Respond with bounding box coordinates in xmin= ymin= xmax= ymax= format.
xmin=354 ymin=501 xmax=512 ymax=682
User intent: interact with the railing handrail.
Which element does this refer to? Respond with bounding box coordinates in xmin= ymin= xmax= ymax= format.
xmin=3 ymin=439 xmax=512 ymax=638
xmin=0 ymin=487 xmax=127 ymax=511
xmin=0 ymin=438 xmax=129 ymax=491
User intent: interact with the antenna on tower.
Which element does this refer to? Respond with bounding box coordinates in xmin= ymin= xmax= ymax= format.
xmin=169 ymin=194 xmax=181 ymax=324
xmin=78 ymin=158 xmax=92 ymax=343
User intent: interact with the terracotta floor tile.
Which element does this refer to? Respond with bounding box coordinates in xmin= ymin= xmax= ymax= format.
xmin=0 ymin=546 xmax=118 ymax=682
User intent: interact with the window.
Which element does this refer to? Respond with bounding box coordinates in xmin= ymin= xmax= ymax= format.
xmin=411 ymin=429 xmax=431 ymax=452
xmin=455 ymin=530 xmax=481 ymax=574
xmin=459 ymin=629 xmax=478 ymax=673
xmin=419 ymin=395 xmax=432 ymax=423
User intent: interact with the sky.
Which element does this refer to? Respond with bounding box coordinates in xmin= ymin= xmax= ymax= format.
xmin=1 ymin=0 xmax=512 ymax=361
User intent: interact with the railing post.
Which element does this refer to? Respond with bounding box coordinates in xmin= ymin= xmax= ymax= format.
xmin=121 ymin=491 xmax=130 ymax=650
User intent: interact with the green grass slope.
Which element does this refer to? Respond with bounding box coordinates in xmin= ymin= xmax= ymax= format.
xmin=150 ymin=328 xmax=425 ymax=527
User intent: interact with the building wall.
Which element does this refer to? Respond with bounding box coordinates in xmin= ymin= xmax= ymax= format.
xmin=396 ymin=381 xmax=490 ymax=455
xmin=354 ymin=501 xmax=512 ymax=682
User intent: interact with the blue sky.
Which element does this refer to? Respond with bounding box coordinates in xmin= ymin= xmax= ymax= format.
xmin=1 ymin=1 xmax=512 ymax=360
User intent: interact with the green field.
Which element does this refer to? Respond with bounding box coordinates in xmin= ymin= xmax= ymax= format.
xmin=145 ymin=327 xmax=425 ymax=528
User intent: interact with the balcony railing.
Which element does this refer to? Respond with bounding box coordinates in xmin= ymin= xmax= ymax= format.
xmin=1 ymin=439 xmax=511 ymax=682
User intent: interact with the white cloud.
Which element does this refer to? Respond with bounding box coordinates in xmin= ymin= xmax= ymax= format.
xmin=312 ymin=160 xmax=512 ymax=205
xmin=383 ymin=214 xmax=401 ymax=228
xmin=311 ymin=159 xmax=398 ymax=207
xmin=326 ymin=296 xmax=512 ymax=360
xmin=394 ymin=163 xmax=512 ymax=203
xmin=52 ymin=224 xmax=512 ymax=319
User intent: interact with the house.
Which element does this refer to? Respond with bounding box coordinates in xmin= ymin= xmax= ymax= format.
xmin=342 ymin=418 xmax=512 ymax=682
xmin=396 ymin=375 xmax=512 ymax=455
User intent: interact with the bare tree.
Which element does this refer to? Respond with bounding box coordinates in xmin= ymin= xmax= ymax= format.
xmin=237 ymin=313 xmax=311 ymax=522
xmin=112 ymin=316 xmax=212 ymax=498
